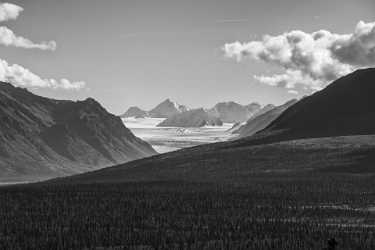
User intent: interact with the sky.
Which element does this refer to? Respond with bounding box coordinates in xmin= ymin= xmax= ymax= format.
xmin=0 ymin=0 xmax=374 ymax=114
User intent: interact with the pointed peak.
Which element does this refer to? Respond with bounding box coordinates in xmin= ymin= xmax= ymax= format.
xmin=162 ymin=98 xmax=173 ymax=103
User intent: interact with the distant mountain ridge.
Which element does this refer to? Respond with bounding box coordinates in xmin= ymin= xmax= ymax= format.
xmin=0 ymin=82 xmax=156 ymax=181
xmin=157 ymin=108 xmax=223 ymax=127
xmin=122 ymin=99 xmax=274 ymax=126
xmin=121 ymin=99 xmax=188 ymax=119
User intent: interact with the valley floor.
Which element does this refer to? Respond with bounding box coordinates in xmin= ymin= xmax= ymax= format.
xmin=123 ymin=117 xmax=235 ymax=153
xmin=1 ymin=173 xmax=375 ymax=249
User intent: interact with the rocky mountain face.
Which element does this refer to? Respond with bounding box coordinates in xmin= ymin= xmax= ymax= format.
xmin=0 ymin=82 xmax=156 ymax=181
xmin=233 ymin=99 xmax=298 ymax=137
xmin=157 ymin=108 xmax=223 ymax=127
xmin=149 ymin=99 xmax=188 ymax=118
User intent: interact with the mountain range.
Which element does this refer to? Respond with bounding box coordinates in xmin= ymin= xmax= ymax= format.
xmin=56 ymin=68 xmax=375 ymax=184
xmin=0 ymin=82 xmax=156 ymax=182
xmin=122 ymin=99 xmax=275 ymax=127
xmin=121 ymin=99 xmax=188 ymax=119
xmin=157 ymin=108 xmax=223 ymax=127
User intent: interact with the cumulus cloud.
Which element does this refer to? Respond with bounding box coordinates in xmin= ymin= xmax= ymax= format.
xmin=224 ymin=20 xmax=375 ymax=93
xmin=0 ymin=26 xmax=56 ymax=50
xmin=0 ymin=2 xmax=23 ymax=22
xmin=0 ymin=3 xmax=56 ymax=50
xmin=0 ymin=3 xmax=83 ymax=91
xmin=0 ymin=58 xmax=85 ymax=90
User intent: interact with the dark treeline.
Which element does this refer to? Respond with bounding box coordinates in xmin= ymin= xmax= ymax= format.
xmin=0 ymin=174 xmax=375 ymax=249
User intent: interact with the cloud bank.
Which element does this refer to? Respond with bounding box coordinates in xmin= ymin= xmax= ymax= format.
xmin=224 ymin=21 xmax=375 ymax=93
xmin=0 ymin=2 xmax=23 ymax=22
xmin=0 ymin=58 xmax=85 ymax=90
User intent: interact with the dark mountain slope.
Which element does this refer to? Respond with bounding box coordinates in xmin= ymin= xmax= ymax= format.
xmin=253 ymin=104 xmax=276 ymax=117
xmin=233 ymin=99 xmax=298 ymax=137
xmin=264 ymin=68 xmax=375 ymax=138
xmin=0 ymin=82 xmax=156 ymax=181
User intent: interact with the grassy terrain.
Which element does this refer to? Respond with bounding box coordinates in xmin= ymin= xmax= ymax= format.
xmin=1 ymin=174 xmax=375 ymax=249
xmin=57 ymin=135 xmax=375 ymax=184
xmin=1 ymin=135 xmax=375 ymax=249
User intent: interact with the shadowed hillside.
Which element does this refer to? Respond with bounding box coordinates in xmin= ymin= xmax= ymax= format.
xmin=53 ymin=135 xmax=375 ymax=184
xmin=0 ymin=82 xmax=156 ymax=181
xmin=233 ymin=99 xmax=298 ymax=137
xmin=262 ymin=68 xmax=375 ymax=139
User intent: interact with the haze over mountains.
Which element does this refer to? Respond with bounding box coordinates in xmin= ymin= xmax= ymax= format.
xmin=0 ymin=82 xmax=156 ymax=182
xmin=58 ymin=68 xmax=375 ymax=184
xmin=207 ymin=101 xmax=261 ymax=123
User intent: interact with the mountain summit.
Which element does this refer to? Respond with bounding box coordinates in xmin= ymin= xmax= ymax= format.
xmin=148 ymin=99 xmax=189 ymax=118
xmin=0 ymin=82 xmax=156 ymax=181
xmin=120 ymin=106 xmax=148 ymax=118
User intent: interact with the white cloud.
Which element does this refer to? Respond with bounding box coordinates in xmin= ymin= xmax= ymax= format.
xmin=0 ymin=3 xmax=23 ymax=22
xmin=0 ymin=3 xmax=56 ymax=50
xmin=224 ymin=21 xmax=375 ymax=93
xmin=0 ymin=58 xmax=85 ymax=90
xmin=254 ymin=70 xmax=323 ymax=91
xmin=0 ymin=3 xmax=84 ymax=90
xmin=0 ymin=3 xmax=85 ymax=90
xmin=0 ymin=26 xmax=56 ymax=50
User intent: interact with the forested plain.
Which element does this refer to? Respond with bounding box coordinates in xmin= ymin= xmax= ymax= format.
xmin=1 ymin=172 xmax=374 ymax=249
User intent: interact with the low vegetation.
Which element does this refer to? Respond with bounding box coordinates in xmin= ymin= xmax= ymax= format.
xmin=1 ymin=173 xmax=375 ymax=249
